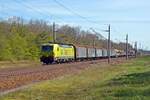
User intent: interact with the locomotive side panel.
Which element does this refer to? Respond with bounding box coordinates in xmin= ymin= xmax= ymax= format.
xmin=58 ymin=44 xmax=75 ymax=60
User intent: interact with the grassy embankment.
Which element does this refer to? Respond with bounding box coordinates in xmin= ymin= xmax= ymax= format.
xmin=1 ymin=56 xmax=150 ymax=100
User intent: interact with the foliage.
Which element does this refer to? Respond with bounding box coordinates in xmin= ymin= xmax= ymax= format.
xmin=0 ymin=17 xmax=133 ymax=61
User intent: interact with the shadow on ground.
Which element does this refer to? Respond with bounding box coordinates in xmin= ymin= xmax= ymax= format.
xmin=104 ymin=71 xmax=150 ymax=98
xmin=109 ymin=71 xmax=150 ymax=86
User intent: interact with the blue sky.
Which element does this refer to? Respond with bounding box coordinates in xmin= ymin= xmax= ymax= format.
xmin=0 ymin=0 xmax=150 ymax=50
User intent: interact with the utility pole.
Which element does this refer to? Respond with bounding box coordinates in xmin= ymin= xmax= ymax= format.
xmin=126 ymin=34 xmax=128 ymax=60
xmin=52 ymin=22 xmax=56 ymax=43
xmin=135 ymin=42 xmax=137 ymax=58
xmin=107 ymin=24 xmax=111 ymax=64
xmin=90 ymin=26 xmax=111 ymax=63
xmin=93 ymin=38 xmax=95 ymax=47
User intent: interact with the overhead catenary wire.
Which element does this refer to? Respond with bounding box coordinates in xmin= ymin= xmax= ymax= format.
xmin=13 ymin=0 xmax=115 ymax=44
xmin=13 ymin=0 xmax=105 ymax=32
xmin=53 ymin=0 xmax=111 ymax=38
xmin=14 ymin=0 xmax=50 ymax=18
xmin=0 ymin=4 xmax=13 ymax=20
xmin=13 ymin=0 xmax=66 ymax=23
xmin=9 ymin=0 xmax=107 ymax=33
xmin=13 ymin=0 xmax=106 ymax=42
xmin=110 ymin=25 xmax=128 ymax=43
xmin=53 ymin=0 xmax=150 ymax=24
xmin=95 ymin=20 xmax=150 ymax=23
xmin=4 ymin=0 xmax=122 ymax=38
xmin=2 ymin=0 xmax=150 ymax=24
xmin=53 ymin=0 xmax=102 ymax=25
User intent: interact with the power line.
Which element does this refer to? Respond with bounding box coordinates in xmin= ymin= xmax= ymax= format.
xmin=53 ymin=0 xmax=100 ymax=24
xmin=96 ymin=20 xmax=150 ymax=23
xmin=13 ymin=0 xmax=106 ymax=37
xmin=0 ymin=4 xmax=12 ymax=19
xmin=14 ymin=0 xmax=108 ymax=32
xmin=14 ymin=0 xmax=50 ymax=18
xmin=5 ymin=0 xmax=107 ymax=34
xmin=110 ymin=25 xmax=127 ymax=43
xmin=53 ymin=0 xmax=150 ymax=24
xmin=13 ymin=0 xmax=66 ymax=23
xmin=53 ymin=0 xmax=110 ymax=34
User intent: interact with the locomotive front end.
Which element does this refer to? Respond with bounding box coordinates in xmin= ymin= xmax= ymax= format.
xmin=40 ymin=44 xmax=54 ymax=64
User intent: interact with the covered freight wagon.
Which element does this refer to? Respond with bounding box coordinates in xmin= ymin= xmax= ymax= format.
xmin=102 ymin=49 xmax=108 ymax=57
xmin=96 ymin=48 xmax=103 ymax=57
xmin=87 ymin=48 xmax=96 ymax=58
xmin=76 ymin=46 xmax=87 ymax=59
xmin=110 ymin=49 xmax=117 ymax=57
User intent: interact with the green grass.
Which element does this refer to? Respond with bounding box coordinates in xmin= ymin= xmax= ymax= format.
xmin=1 ymin=56 xmax=150 ymax=100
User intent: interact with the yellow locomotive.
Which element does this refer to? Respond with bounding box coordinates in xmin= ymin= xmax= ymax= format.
xmin=40 ymin=43 xmax=75 ymax=64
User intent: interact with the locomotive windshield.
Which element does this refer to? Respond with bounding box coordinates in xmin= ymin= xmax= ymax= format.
xmin=42 ymin=45 xmax=53 ymax=52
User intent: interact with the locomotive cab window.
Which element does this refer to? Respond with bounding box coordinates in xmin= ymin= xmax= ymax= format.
xmin=42 ymin=45 xmax=53 ymax=52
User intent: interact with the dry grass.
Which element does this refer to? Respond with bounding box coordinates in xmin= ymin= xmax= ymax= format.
xmin=0 ymin=60 xmax=40 ymax=69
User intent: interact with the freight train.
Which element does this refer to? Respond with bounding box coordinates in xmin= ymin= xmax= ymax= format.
xmin=40 ymin=43 xmax=134 ymax=64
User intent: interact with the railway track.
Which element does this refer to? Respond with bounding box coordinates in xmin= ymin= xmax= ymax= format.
xmin=0 ymin=57 xmax=126 ymax=94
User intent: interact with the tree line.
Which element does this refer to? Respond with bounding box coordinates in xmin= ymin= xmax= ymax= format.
xmin=0 ymin=17 xmax=133 ymax=61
